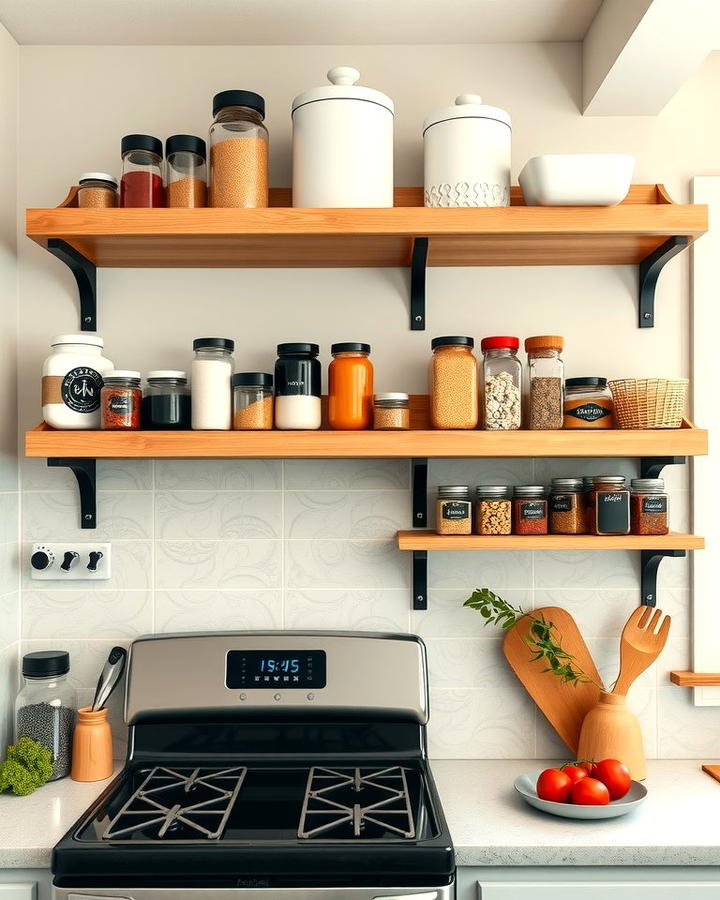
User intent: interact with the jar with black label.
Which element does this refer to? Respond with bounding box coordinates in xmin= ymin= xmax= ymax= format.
xmin=274 ymin=343 xmax=322 ymax=430
xmin=563 ymin=377 xmax=614 ymax=429
xmin=549 ymin=477 xmax=586 ymax=534
xmin=631 ymin=478 xmax=669 ymax=535
xmin=587 ymin=475 xmax=630 ymax=535
xmin=475 ymin=485 xmax=511 ymax=535
xmin=42 ymin=335 xmax=115 ymax=429
xmin=100 ymin=371 xmax=142 ymax=430
xmin=436 ymin=485 xmax=472 ymax=535
xmin=512 ymin=486 xmax=548 ymax=535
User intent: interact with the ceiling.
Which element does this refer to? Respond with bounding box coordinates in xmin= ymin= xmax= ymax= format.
xmin=0 ymin=0 xmax=603 ymax=45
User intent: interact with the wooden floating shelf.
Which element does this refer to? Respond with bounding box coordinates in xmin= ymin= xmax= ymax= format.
xmin=26 ymin=184 xmax=707 ymax=269
xmin=670 ymin=671 xmax=720 ymax=687
xmin=397 ymin=531 xmax=704 ymax=551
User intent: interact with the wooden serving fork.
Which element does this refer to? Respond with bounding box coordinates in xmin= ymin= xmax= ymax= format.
xmin=613 ymin=606 xmax=671 ymax=696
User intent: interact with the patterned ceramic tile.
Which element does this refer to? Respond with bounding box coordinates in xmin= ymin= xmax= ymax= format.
xmin=22 ymin=491 xmax=153 ymax=541
xmin=155 ymin=540 xmax=282 ymax=589
xmin=533 ymin=589 xmax=642 ymax=638
xmin=284 ymin=589 xmax=409 ymax=632
xmin=534 ymin=549 xmax=638 ymax=589
xmin=427 ymin=550 xmax=533 ymax=589
xmin=0 ymin=592 xmax=19 ymax=650
xmin=284 ymin=459 xmax=409 ymax=491
xmin=0 ymin=645 xmax=19 ymax=751
xmin=285 ymin=540 xmax=407 ymax=589
xmin=0 ymin=541 xmax=19 ymax=595
xmin=0 ymin=493 xmax=18 ymax=542
xmin=155 ymin=460 xmax=281 ymax=491
xmin=657 ymin=685 xmax=720 ymax=757
xmin=428 ymin=459 xmax=534 ymax=494
xmin=155 ymin=491 xmax=282 ymax=540
xmin=411 ymin=588 xmax=533 ymax=637
xmin=22 ymin=458 xmax=152 ymax=492
xmin=284 ymin=491 xmax=409 ymax=540
xmin=22 ymin=589 xmax=152 ymax=640
xmin=424 ymin=638 xmax=508 ymax=689
xmin=155 ymin=590 xmax=282 ymax=632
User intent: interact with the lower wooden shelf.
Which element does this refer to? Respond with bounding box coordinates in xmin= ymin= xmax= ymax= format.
xmin=670 ymin=671 xmax=720 ymax=687
xmin=396 ymin=531 xmax=705 ymax=551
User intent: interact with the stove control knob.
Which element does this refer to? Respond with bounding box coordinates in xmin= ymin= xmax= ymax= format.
xmin=273 ymin=693 xmax=281 ymax=701
xmin=307 ymin=692 xmax=315 ymax=701
xmin=31 ymin=547 xmax=54 ymax=570
xmin=239 ymin=693 xmax=247 ymax=701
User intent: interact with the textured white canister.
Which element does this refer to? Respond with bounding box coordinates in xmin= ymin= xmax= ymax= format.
xmin=423 ymin=94 xmax=511 ymax=207
xmin=292 ymin=66 xmax=394 ymax=208
xmin=42 ymin=334 xmax=114 ymax=429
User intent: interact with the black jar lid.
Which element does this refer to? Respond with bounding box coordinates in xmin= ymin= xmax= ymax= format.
xmin=23 ymin=650 xmax=70 ymax=678
xmin=331 ymin=342 xmax=371 ymax=354
xmin=213 ymin=90 xmax=265 ymax=118
xmin=431 ymin=335 xmax=474 ymax=349
xmin=121 ymin=134 xmax=163 ymax=157
xmin=277 ymin=342 xmax=319 ymax=356
xmin=193 ymin=337 xmax=235 ymax=352
xmin=232 ymin=372 xmax=273 ymax=388
xmin=566 ymin=377 xmax=608 ymax=389
xmin=166 ymin=134 xmax=207 ymax=158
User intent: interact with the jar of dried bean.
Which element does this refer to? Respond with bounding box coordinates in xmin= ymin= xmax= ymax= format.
xmin=630 ymin=478 xmax=669 ymax=535
xmin=481 ymin=336 xmax=522 ymax=430
xmin=512 ymin=486 xmax=547 ymax=534
xmin=430 ymin=337 xmax=478 ymax=429
xmin=232 ymin=373 xmax=274 ymax=430
xmin=436 ymin=485 xmax=472 ymax=535
xmin=78 ymin=173 xmax=118 ymax=208
xmin=166 ymin=135 xmax=207 ymax=208
xmin=549 ymin=477 xmax=586 ymax=534
xmin=587 ymin=475 xmax=630 ymax=535
xmin=475 ymin=485 xmax=512 ymax=535
xmin=100 ymin=371 xmax=142 ymax=430
xmin=525 ymin=335 xmax=563 ymax=430
xmin=209 ymin=91 xmax=268 ymax=208
xmin=373 ymin=393 xmax=410 ymax=430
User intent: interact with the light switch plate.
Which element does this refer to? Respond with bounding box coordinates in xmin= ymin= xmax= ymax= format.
xmin=30 ymin=542 xmax=111 ymax=580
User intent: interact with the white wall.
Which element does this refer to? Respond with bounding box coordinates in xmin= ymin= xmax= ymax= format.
xmin=14 ymin=43 xmax=720 ymax=759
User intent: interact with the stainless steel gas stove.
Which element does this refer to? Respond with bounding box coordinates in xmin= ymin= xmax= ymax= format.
xmin=52 ymin=632 xmax=455 ymax=900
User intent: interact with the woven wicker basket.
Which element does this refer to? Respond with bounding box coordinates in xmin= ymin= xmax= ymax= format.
xmin=608 ymin=378 xmax=688 ymax=429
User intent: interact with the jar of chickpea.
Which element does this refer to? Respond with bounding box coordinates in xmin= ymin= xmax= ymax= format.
xmin=475 ymin=485 xmax=512 ymax=535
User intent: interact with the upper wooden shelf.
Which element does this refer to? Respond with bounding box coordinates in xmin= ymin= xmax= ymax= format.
xmin=26 ymin=184 xmax=707 ymax=269
xmin=397 ymin=531 xmax=705 ymax=551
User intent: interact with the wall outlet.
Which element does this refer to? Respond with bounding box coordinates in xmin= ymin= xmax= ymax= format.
xmin=30 ymin=543 xmax=111 ymax=581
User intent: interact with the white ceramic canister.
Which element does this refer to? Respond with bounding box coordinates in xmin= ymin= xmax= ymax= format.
xmin=423 ymin=94 xmax=511 ymax=208
xmin=292 ymin=66 xmax=394 ymax=208
xmin=42 ymin=335 xmax=114 ymax=429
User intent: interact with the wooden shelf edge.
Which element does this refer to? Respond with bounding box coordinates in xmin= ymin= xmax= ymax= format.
xmin=397 ymin=531 xmax=705 ymax=551
xmin=670 ymin=671 xmax=720 ymax=687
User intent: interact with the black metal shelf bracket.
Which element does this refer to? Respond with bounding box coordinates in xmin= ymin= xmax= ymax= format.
xmin=47 ymin=458 xmax=97 ymax=529
xmin=410 ymin=237 xmax=429 ymax=330
xmin=413 ymin=550 xmax=428 ymax=611
xmin=47 ymin=239 xmax=97 ymax=331
xmin=412 ymin=458 xmax=428 ymax=528
xmin=640 ymin=548 xmax=685 ymax=607
xmin=640 ymin=456 xmax=686 ymax=479
xmin=638 ymin=236 xmax=687 ymax=328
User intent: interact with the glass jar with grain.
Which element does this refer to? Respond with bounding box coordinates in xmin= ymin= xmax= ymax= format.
xmin=587 ymin=475 xmax=630 ymax=535
xmin=209 ymin=91 xmax=268 ymax=208
xmin=475 ymin=485 xmax=511 ymax=535
xmin=373 ymin=393 xmax=410 ymax=430
xmin=481 ymin=336 xmax=522 ymax=430
xmin=166 ymin=135 xmax=207 ymax=208
xmin=526 ymin=335 xmax=563 ymax=430
xmin=100 ymin=371 xmax=142 ymax=430
xmin=77 ymin=173 xmax=117 ymax=208
xmin=436 ymin=485 xmax=472 ymax=535
xmin=630 ymin=478 xmax=669 ymax=535
xmin=548 ymin=477 xmax=586 ymax=534
xmin=232 ymin=373 xmax=274 ymax=430
xmin=512 ymin=486 xmax=548 ymax=534
xmin=430 ymin=336 xmax=478 ymax=429
xmin=328 ymin=343 xmax=373 ymax=430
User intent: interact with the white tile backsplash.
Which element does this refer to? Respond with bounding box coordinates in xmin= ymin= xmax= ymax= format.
xmin=155 ymin=491 xmax=283 ymax=540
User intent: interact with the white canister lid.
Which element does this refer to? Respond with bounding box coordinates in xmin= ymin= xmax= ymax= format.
xmin=147 ymin=370 xmax=187 ymax=380
xmin=51 ymin=334 xmax=104 ymax=348
xmin=79 ymin=172 xmax=118 ymax=188
xmin=292 ymin=66 xmax=394 ymax=116
xmin=105 ymin=370 xmax=141 ymax=380
xmin=423 ymin=94 xmax=511 ymax=134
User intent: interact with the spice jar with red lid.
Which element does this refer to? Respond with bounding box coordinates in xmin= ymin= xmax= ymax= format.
xmin=101 ymin=371 xmax=142 ymax=430
xmin=120 ymin=134 xmax=165 ymax=207
xmin=512 ymin=485 xmax=547 ymax=534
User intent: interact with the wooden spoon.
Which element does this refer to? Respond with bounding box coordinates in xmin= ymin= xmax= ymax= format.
xmin=613 ymin=606 xmax=671 ymax=696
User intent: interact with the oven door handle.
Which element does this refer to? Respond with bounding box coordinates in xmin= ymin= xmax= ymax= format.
xmin=373 ymin=893 xmax=439 ymax=900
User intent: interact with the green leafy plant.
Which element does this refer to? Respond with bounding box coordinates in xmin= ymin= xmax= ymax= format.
xmin=464 ymin=588 xmax=601 ymax=688
xmin=0 ymin=737 xmax=54 ymax=796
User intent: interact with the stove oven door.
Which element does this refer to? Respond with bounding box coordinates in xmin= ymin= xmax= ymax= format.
xmin=57 ymin=888 xmax=454 ymax=900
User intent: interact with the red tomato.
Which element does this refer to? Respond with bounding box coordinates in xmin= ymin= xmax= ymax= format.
xmin=570 ymin=776 xmax=610 ymax=806
xmin=561 ymin=764 xmax=589 ymax=785
xmin=578 ymin=761 xmax=597 ymax=777
xmin=593 ymin=758 xmax=631 ymax=800
xmin=536 ymin=768 xmax=573 ymax=803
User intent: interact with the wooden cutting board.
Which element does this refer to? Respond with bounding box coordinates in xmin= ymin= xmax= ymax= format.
xmin=503 ymin=605 xmax=602 ymax=755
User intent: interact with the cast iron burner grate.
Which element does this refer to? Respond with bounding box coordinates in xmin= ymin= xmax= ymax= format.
xmin=103 ymin=766 xmax=247 ymax=841
xmin=298 ymin=766 xmax=416 ymax=840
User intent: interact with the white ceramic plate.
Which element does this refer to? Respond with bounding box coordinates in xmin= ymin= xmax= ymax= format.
xmin=514 ymin=771 xmax=648 ymax=820
xmin=518 ymin=153 xmax=635 ymax=206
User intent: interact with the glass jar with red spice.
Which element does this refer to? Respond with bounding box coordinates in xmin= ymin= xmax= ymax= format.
xmin=630 ymin=478 xmax=669 ymax=536
xmin=101 ymin=371 xmax=142 ymax=430
xmin=587 ymin=475 xmax=630 ymax=535
xmin=120 ymin=135 xmax=165 ymax=207
xmin=512 ymin=485 xmax=548 ymax=534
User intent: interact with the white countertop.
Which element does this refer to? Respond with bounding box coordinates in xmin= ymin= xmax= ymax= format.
xmin=0 ymin=760 xmax=717 ymax=870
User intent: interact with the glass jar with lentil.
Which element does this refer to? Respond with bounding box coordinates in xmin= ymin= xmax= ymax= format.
xmin=548 ymin=477 xmax=586 ymax=534
xmin=587 ymin=475 xmax=630 ymax=535
xmin=100 ymin=370 xmax=142 ymax=430
xmin=475 ymin=485 xmax=512 ymax=535
xmin=512 ymin=486 xmax=548 ymax=534
xmin=525 ymin=335 xmax=564 ymax=430
xmin=436 ymin=485 xmax=472 ymax=535
xmin=373 ymin=393 xmax=410 ymax=430
xmin=429 ymin=337 xmax=478 ymax=429
xmin=630 ymin=478 xmax=669 ymax=535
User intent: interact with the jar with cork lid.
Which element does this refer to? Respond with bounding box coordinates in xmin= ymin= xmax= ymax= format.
xmin=525 ymin=335 xmax=564 ymax=430
xmin=209 ymin=90 xmax=268 ymax=208
xmin=429 ymin=336 xmax=478 ymax=429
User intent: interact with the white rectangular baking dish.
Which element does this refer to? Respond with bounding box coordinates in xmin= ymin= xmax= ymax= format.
xmin=518 ymin=153 xmax=635 ymax=206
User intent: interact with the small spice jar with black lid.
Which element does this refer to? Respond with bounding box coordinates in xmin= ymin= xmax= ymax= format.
xmin=101 ymin=370 xmax=142 ymax=430
xmin=436 ymin=485 xmax=472 ymax=535
xmin=78 ymin=173 xmax=118 ymax=208
xmin=631 ymin=478 xmax=669 ymax=535
xmin=120 ymin=134 xmax=165 ymax=207
xmin=475 ymin=485 xmax=512 ymax=535
xmin=587 ymin=475 xmax=630 ymax=535
xmin=142 ymin=371 xmax=191 ymax=429
xmin=512 ymin=486 xmax=548 ymax=534
xmin=166 ymin=135 xmax=207 ymax=208
xmin=549 ymin=477 xmax=586 ymax=534
xmin=233 ymin=373 xmax=274 ymax=430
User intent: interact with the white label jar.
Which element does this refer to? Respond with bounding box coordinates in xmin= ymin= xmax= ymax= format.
xmin=274 ymin=343 xmax=322 ymax=430
xmin=292 ymin=67 xmax=394 ymax=208
xmin=423 ymin=94 xmax=511 ymax=207
xmin=42 ymin=334 xmax=114 ymax=429
xmin=191 ymin=338 xmax=235 ymax=430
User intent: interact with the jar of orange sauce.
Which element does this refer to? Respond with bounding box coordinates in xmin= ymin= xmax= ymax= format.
xmin=328 ymin=342 xmax=374 ymax=429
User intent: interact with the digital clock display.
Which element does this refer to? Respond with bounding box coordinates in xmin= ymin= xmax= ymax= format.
xmin=226 ymin=650 xmax=326 ymax=689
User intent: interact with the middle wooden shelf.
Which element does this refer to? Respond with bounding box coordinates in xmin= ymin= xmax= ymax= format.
xmin=397 ymin=531 xmax=704 ymax=551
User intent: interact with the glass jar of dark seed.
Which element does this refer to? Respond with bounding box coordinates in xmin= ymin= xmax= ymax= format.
xmin=15 ymin=651 xmax=77 ymax=780
xmin=436 ymin=485 xmax=472 ymax=535
xmin=549 ymin=477 xmax=586 ymax=534
xmin=142 ymin=370 xmax=191 ymax=429
xmin=631 ymin=478 xmax=669 ymax=535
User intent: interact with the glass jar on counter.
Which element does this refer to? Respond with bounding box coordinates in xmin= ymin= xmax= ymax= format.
xmin=526 ymin=335 xmax=564 ymax=430
xmin=78 ymin=173 xmax=118 ymax=208
xmin=233 ymin=373 xmax=274 ymax=430
xmin=436 ymin=485 xmax=472 ymax=535
xmin=15 ymin=651 xmax=77 ymax=781
xmin=209 ymin=91 xmax=268 ymax=208
xmin=328 ymin=343 xmax=373 ymax=430
xmin=120 ymin=134 xmax=164 ymax=207
xmin=475 ymin=485 xmax=512 ymax=535
xmin=430 ymin=336 xmax=478 ymax=429
xmin=548 ymin=477 xmax=586 ymax=534
xmin=587 ymin=475 xmax=630 ymax=535
xmin=630 ymin=478 xmax=669 ymax=535
xmin=166 ymin=134 xmax=207 ymax=208
xmin=191 ymin=338 xmax=235 ymax=430
xmin=142 ymin=371 xmax=191 ymax=429
xmin=481 ymin=336 xmax=522 ymax=430
xmin=512 ymin=486 xmax=548 ymax=534
xmin=373 ymin=393 xmax=410 ymax=430
xmin=274 ymin=343 xmax=322 ymax=430
xmin=563 ymin=377 xmax=614 ymax=429
xmin=100 ymin=370 xmax=142 ymax=430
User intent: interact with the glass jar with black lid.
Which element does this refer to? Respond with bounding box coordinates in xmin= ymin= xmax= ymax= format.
xmin=274 ymin=343 xmax=321 ymax=430
xmin=120 ymin=134 xmax=164 ymax=207
xmin=166 ymin=134 xmax=207 ymax=208
xmin=233 ymin=372 xmax=274 ymax=430
xmin=142 ymin=371 xmax=191 ymax=429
